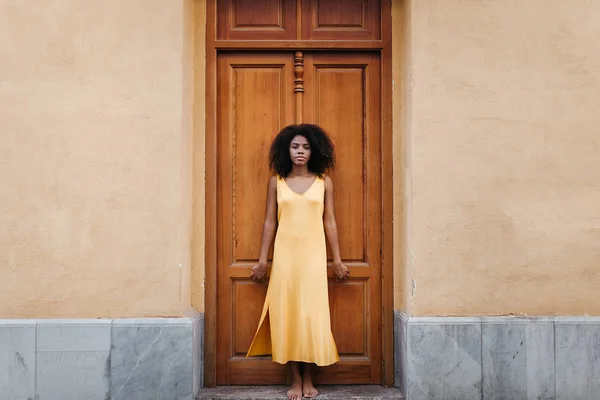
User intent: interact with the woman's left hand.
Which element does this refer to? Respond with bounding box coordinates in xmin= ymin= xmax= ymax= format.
xmin=333 ymin=262 xmax=350 ymax=282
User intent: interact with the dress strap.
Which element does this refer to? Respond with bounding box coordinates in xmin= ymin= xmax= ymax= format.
xmin=275 ymin=175 xmax=284 ymax=196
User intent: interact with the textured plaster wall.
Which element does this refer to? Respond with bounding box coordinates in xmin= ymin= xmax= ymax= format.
xmin=192 ymin=0 xmax=207 ymax=313
xmin=392 ymin=0 xmax=409 ymax=311
xmin=3 ymin=0 xmax=598 ymax=319
xmin=406 ymin=0 xmax=600 ymax=315
xmin=0 ymin=0 xmax=199 ymax=318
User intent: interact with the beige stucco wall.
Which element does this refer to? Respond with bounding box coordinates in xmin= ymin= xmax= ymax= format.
xmin=0 ymin=0 xmax=202 ymax=318
xmin=392 ymin=0 xmax=408 ymax=312
xmin=405 ymin=0 xmax=600 ymax=315
xmin=191 ymin=0 xmax=207 ymax=313
xmin=3 ymin=0 xmax=599 ymax=319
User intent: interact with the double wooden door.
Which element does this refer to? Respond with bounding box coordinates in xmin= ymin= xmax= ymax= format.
xmin=216 ymin=51 xmax=382 ymax=385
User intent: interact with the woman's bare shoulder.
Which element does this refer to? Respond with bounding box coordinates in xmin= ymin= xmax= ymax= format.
xmin=268 ymin=175 xmax=278 ymax=187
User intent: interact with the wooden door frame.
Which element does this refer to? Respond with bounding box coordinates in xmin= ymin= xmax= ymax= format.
xmin=202 ymin=0 xmax=395 ymax=388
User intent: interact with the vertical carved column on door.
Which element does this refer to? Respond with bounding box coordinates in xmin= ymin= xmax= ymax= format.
xmin=294 ymin=51 xmax=304 ymax=123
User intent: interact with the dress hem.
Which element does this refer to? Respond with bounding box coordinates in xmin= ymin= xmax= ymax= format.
xmin=246 ymin=354 xmax=339 ymax=367
xmin=272 ymin=357 xmax=339 ymax=367
xmin=246 ymin=352 xmax=339 ymax=367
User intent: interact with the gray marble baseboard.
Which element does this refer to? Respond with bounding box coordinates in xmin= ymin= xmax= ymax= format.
xmin=395 ymin=312 xmax=600 ymax=400
xmin=6 ymin=312 xmax=600 ymax=399
xmin=555 ymin=317 xmax=600 ymax=399
xmin=0 ymin=314 xmax=203 ymax=400
xmin=394 ymin=312 xmax=408 ymax=396
xmin=0 ymin=320 xmax=36 ymax=400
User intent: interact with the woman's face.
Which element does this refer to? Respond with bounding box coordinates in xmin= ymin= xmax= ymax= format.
xmin=289 ymin=135 xmax=311 ymax=167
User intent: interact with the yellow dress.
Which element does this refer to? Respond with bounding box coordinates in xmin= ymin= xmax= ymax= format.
xmin=246 ymin=175 xmax=339 ymax=366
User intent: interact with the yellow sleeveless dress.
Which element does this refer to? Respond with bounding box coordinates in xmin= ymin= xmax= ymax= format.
xmin=246 ymin=175 xmax=339 ymax=366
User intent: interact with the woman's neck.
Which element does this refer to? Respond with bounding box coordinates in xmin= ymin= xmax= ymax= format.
xmin=289 ymin=165 xmax=311 ymax=177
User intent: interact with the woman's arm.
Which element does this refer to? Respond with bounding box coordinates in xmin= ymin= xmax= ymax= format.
xmin=324 ymin=176 xmax=350 ymax=281
xmin=251 ymin=176 xmax=278 ymax=281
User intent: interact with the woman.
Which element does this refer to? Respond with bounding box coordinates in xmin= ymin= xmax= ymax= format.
xmin=246 ymin=124 xmax=350 ymax=400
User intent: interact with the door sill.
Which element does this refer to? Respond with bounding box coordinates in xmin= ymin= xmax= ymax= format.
xmin=197 ymin=385 xmax=404 ymax=399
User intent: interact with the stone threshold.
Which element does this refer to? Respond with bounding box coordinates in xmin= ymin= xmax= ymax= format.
xmin=197 ymin=385 xmax=404 ymax=400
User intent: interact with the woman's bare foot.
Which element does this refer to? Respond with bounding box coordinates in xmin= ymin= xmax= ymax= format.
xmin=287 ymin=362 xmax=303 ymax=400
xmin=303 ymin=364 xmax=319 ymax=398
xmin=287 ymin=379 xmax=302 ymax=400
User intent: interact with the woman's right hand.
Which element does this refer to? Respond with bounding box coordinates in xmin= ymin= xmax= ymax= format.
xmin=251 ymin=261 xmax=268 ymax=281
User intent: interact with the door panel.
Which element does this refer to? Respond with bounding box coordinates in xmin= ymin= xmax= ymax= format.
xmin=301 ymin=0 xmax=381 ymax=40
xmin=233 ymin=281 xmax=268 ymax=355
xmin=329 ymin=280 xmax=366 ymax=355
xmin=217 ymin=0 xmax=297 ymax=40
xmin=307 ymin=63 xmax=365 ymax=261
xmin=216 ymin=52 xmax=382 ymax=385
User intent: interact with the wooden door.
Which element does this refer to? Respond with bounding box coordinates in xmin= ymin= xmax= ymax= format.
xmin=216 ymin=51 xmax=382 ymax=385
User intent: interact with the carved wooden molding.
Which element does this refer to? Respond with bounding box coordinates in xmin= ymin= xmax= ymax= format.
xmin=294 ymin=51 xmax=304 ymax=123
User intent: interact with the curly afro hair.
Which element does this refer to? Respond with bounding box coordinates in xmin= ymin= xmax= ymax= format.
xmin=268 ymin=124 xmax=336 ymax=177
